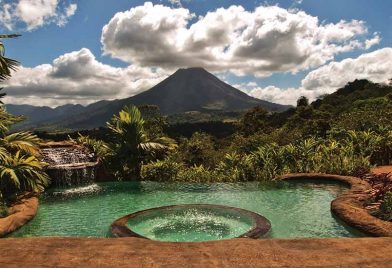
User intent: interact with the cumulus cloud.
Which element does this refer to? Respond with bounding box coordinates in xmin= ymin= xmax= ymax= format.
xmin=247 ymin=86 xmax=331 ymax=105
xmin=5 ymin=47 xmax=391 ymax=107
xmin=3 ymin=48 xmax=168 ymax=106
xmin=245 ymin=48 xmax=392 ymax=105
xmin=168 ymin=0 xmax=183 ymax=7
xmin=301 ymin=47 xmax=392 ymax=92
xmin=101 ymin=2 xmax=379 ymax=77
xmin=0 ymin=0 xmax=77 ymax=31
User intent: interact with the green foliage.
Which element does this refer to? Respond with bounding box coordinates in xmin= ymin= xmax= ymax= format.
xmin=0 ymin=201 xmax=7 ymax=217
xmin=229 ymin=133 xmax=274 ymax=154
xmin=140 ymin=157 xmax=183 ymax=182
xmin=73 ymin=134 xmax=111 ymax=159
xmin=176 ymin=132 xmax=219 ymax=168
xmin=0 ymin=34 xmax=20 ymax=82
xmin=138 ymin=132 xmax=381 ymax=183
xmin=0 ymin=34 xmax=49 ymax=202
xmin=138 ymin=105 xmax=168 ymax=140
xmin=1 ymin=131 xmax=41 ymax=156
xmin=0 ymin=151 xmax=50 ymax=200
xmin=0 ymin=117 xmax=49 ymax=200
xmin=0 ymin=107 xmax=23 ymax=136
xmin=240 ymin=106 xmax=269 ymax=135
xmin=377 ymin=192 xmax=392 ymax=221
xmin=333 ymin=96 xmax=392 ymax=131
xmin=216 ymin=152 xmax=256 ymax=182
xmin=296 ymin=96 xmax=309 ymax=107
xmin=47 ymin=78 xmax=392 ymax=185
xmin=99 ymin=105 xmax=177 ymax=180
xmin=178 ymin=165 xmax=215 ymax=183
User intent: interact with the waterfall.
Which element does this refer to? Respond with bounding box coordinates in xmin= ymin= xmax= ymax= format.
xmin=40 ymin=144 xmax=99 ymax=188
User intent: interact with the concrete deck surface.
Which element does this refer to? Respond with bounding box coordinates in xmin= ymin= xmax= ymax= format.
xmin=1 ymin=237 xmax=392 ymax=268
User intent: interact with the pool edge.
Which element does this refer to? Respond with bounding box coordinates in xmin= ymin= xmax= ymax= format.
xmin=278 ymin=173 xmax=392 ymax=237
xmin=111 ymin=204 xmax=271 ymax=240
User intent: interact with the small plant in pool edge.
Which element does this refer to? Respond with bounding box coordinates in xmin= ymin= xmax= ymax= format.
xmin=376 ymin=192 xmax=392 ymax=221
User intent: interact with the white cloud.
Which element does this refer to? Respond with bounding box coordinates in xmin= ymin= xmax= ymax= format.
xmin=0 ymin=0 xmax=77 ymax=31
xmin=249 ymin=86 xmax=321 ymax=105
xmin=5 ymin=47 xmax=391 ymax=107
xmin=301 ymin=47 xmax=392 ymax=92
xmin=3 ymin=48 xmax=168 ymax=107
xmin=101 ymin=2 xmax=378 ymax=77
xmin=168 ymin=0 xmax=183 ymax=7
xmin=247 ymin=47 xmax=392 ymax=105
xmin=365 ymin=33 xmax=381 ymax=49
xmin=57 ymin=3 xmax=77 ymax=27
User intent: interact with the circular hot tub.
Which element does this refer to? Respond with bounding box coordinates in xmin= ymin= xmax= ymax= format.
xmin=111 ymin=204 xmax=271 ymax=242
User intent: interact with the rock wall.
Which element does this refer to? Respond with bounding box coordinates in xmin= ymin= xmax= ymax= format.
xmin=0 ymin=195 xmax=39 ymax=237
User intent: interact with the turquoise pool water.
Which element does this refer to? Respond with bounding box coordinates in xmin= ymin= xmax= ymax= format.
xmin=127 ymin=206 xmax=258 ymax=242
xmin=10 ymin=180 xmax=364 ymax=238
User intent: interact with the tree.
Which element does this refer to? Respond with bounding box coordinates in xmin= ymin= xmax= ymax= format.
xmin=138 ymin=105 xmax=168 ymax=140
xmin=297 ymin=96 xmax=309 ymax=107
xmin=0 ymin=34 xmax=49 ymax=202
xmin=177 ymin=132 xmax=217 ymax=168
xmin=240 ymin=106 xmax=269 ymax=135
xmin=106 ymin=105 xmax=177 ymax=180
xmin=0 ymin=34 xmax=20 ymax=82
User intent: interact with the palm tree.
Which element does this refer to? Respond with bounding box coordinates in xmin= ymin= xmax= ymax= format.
xmin=0 ymin=151 xmax=49 ymax=200
xmin=0 ymin=34 xmax=49 ymax=202
xmin=0 ymin=34 xmax=20 ymax=82
xmin=106 ymin=105 xmax=177 ymax=179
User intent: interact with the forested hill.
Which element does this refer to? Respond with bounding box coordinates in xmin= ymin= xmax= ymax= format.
xmin=312 ymin=79 xmax=392 ymax=112
xmin=258 ymin=79 xmax=392 ymax=142
xmin=6 ymin=67 xmax=290 ymax=130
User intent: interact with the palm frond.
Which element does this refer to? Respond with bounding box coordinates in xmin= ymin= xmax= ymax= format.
xmin=0 ymin=34 xmax=21 ymax=39
xmin=0 ymin=146 xmax=9 ymax=161
xmin=1 ymin=132 xmax=40 ymax=156
xmin=0 ymin=34 xmax=20 ymax=82
xmin=0 ymin=151 xmax=50 ymax=195
xmin=0 ymin=56 xmax=19 ymax=82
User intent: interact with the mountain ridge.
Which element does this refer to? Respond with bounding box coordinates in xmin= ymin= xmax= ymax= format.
xmin=6 ymin=67 xmax=290 ymax=130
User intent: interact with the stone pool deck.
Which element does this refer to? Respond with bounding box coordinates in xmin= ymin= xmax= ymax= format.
xmin=1 ymin=237 xmax=392 ymax=267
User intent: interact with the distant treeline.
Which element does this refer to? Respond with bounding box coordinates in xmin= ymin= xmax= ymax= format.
xmin=35 ymin=121 xmax=237 ymax=141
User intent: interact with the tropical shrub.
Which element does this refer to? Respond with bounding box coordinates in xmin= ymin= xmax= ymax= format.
xmin=0 ymin=34 xmax=49 ymax=202
xmin=215 ymin=152 xmax=256 ymax=182
xmin=251 ymin=144 xmax=286 ymax=180
xmin=140 ymin=135 xmax=375 ymax=183
xmin=140 ymin=157 xmax=183 ymax=182
xmin=240 ymin=106 xmax=269 ymax=135
xmin=377 ymin=192 xmax=392 ymax=221
xmin=177 ymin=132 xmax=218 ymax=168
xmin=229 ymin=133 xmax=274 ymax=154
xmin=0 ymin=202 xmax=7 ymax=217
xmin=102 ymin=105 xmax=176 ymax=180
xmin=178 ymin=165 xmax=215 ymax=183
xmin=0 ymin=151 xmax=49 ymax=200
xmin=73 ymin=133 xmax=111 ymax=159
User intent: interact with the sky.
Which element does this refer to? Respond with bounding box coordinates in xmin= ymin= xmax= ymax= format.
xmin=0 ymin=0 xmax=391 ymax=107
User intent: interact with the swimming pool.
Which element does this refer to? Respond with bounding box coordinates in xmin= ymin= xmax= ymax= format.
xmin=10 ymin=180 xmax=364 ymax=238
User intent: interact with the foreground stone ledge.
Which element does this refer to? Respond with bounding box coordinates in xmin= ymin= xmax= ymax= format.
xmin=0 ymin=196 xmax=39 ymax=237
xmin=278 ymin=173 xmax=392 ymax=237
xmin=1 ymin=237 xmax=392 ymax=268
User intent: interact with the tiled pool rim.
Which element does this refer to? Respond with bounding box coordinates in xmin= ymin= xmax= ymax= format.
xmin=111 ymin=204 xmax=272 ymax=240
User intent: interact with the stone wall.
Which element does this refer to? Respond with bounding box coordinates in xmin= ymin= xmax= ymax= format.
xmin=0 ymin=195 xmax=39 ymax=237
